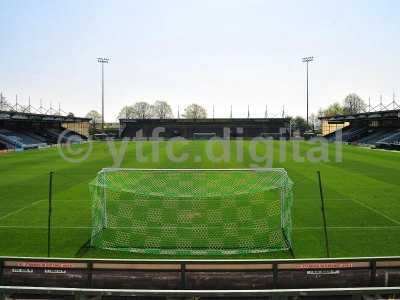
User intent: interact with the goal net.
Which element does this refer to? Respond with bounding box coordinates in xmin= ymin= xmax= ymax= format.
xmin=90 ymin=168 xmax=294 ymax=255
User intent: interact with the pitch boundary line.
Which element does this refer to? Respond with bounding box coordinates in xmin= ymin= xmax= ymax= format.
xmin=0 ymin=225 xmax=93 ymax=229
xmin=0 ymin=199 xmax=359 ymax=202
xmin=294 ymin=226 xmax=400 ymax=230
xmin=348 ymin=198 xmax=400 ymax=226
xmin=0 ymin=199 xmax=45 ymax=221
xmin=1 ymin=225 xmax=400 ymax=230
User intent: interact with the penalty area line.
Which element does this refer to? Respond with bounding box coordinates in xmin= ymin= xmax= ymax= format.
xmin=348 ymin=198 xmax=400 ymax=226
xmin=0 ymin=199 xmax=46 ymax=221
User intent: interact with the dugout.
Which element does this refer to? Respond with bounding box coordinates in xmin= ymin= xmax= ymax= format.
xmin=119 ymin=118 xmax=290 ymax=139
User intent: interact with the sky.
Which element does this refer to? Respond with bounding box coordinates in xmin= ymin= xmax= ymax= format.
xmin=1 ymin=0 xmax=400 ymax=121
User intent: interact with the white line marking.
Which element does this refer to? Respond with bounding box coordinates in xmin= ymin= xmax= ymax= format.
xmin=0 ymin=199 xmax=45 ymax=221
xmin=53 ymin=200 xmax=90 ymax=202
xmin=0 ymin=225 xmax=400 ymax=230
xmin=0 ymin=225 xmax=92 ymax=229
xmin=295 ymin=198 xmax=359 ymax=201
xmin=294 ymin=226 xmax=400 ymax=230
xmin=348 ymin=198 xmax=400 ymax=226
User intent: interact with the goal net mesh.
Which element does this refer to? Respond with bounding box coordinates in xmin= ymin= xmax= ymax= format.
xmin=90 ymin=168 xmax=294 ymax=255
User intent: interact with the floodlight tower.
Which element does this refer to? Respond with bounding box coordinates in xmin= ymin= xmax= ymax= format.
xmin=302 ymin=56 xmax=314 ymax=127
xmin=97 ymin=57 xmax=110 ymax=130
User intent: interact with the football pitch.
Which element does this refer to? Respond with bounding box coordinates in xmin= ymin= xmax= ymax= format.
xmin=0 ymin=140 xmax=399 ymax=259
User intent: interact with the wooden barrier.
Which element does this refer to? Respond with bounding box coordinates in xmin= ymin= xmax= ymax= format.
xmin=1 ymin=256 xmax=400 ymax=291
xmin=1 ymin=285 xmax=400 ymax=299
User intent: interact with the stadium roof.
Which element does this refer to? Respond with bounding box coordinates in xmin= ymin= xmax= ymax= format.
xmin=0 ymin=110 xmax=90 ymax=123
xmin=120 ymin=117 xmax=290 ymax=123
xmin=319 ymin=109 xmax=400 ymax=122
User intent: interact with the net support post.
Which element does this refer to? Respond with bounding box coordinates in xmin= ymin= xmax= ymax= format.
xmin=317 ymin=170 xmax=330 ymax=258
xmin=280 ymin=186 xmax=294 ymax=258
xmin=102 ymin=170 xmax=108 ymax=229
xmin=281 ymin=228 xmax=295 ymax=258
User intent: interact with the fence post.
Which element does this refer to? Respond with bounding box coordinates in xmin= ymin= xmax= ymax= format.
xmin=272 ymin=262 xmax=278 ymax=288
xmin=370 ymin=259 xmax=377 ymax=286
xmin=317 ymin=170 xmax=330 ymax=258
xmin=180 ymin=263 xmax=186 ymax=289
xmin=47 ymin=171 xmax=54 ymax=257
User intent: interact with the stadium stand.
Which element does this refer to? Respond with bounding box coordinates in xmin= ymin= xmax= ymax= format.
xmin=376 ymin=130 xmax=400 ymax=149
xmin=119 ymin=118 xmax=290 ymax=139
xmin=320 ymin=109 xmax=400 ymax=149
xmin=0 ymin=110 xmax=90 ymax=151
xmin=36 ymin=127 xmax=66 ymax=144
xmin=46 ymin=127 xmax=86 ymax=143
xmin=341 ymin=126 xmax=369 ymax=142
xmin=22 ymin=129 xmax=49 ymax=143
xmin=0 ymin=128 xmax=46 ymax=149
xmin=357 ymin=127 xmax=393 ymax=145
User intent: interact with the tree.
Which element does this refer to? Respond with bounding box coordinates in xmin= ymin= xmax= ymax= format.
xmin=86 ymin=110 xmax=102 ymax=124
xmin=0 ymin=94 xmax=10 ymax=111
xmin=343 ymin=93 xmax=366 ymax=114
xmin=323 ymin=102 xmax=344 ymax=117
xmin=182 ymin=103 xmax=207 ymax=119
xmin=152 ymin=100 xmax=173 ymax=119
xmin=117 ymin=105 xmax=136 ymax=120
xmin=131 ymin=102 xmax=153 ymax=119
xmin=291 ymin=116 xmax=309 ymax=133
xmin=309 ymin=113 xmax=320 ymax=131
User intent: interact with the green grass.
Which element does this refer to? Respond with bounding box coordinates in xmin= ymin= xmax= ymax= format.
xmin=0 ymin=140 xmax=399 ymax=259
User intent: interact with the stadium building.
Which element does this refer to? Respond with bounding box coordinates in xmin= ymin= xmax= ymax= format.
xmin=0 ymin=110 xmax=90 ymax=151
xmin=119 ymin=118 xmax=291 ymax=139
xmin=320 ymin=108 xmax=400 ymax=149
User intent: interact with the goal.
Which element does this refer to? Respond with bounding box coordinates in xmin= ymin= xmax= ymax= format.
xmin=89 ymin=168 xmax=294 ymax=255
